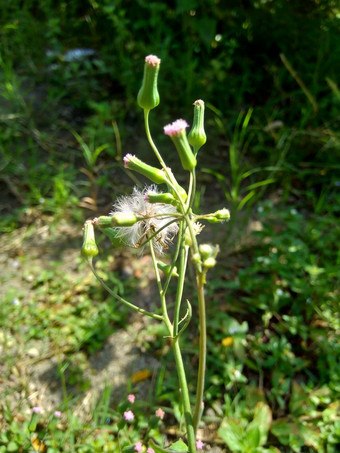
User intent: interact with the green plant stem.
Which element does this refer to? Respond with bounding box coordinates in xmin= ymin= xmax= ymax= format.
xmin=149 ymin=241 xmax=172 ymax=330
xmin=172 ymin=337 xmax=197 ymax=453
xmin=144 ymin=109 xmax=167 ymax=169
xmin=89 ymin=261 xmax=162 ymax=320
xmin=173 ymin=232 xmax=189 ymax=337
xmin=192 ymin=271 xmax=206 ymax=434
xmin=143 ymin=109 xmax=188 ymax=214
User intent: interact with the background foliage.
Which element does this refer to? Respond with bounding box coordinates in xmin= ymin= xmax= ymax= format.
xmin=0 ymin=1 xmax=339 ymax=452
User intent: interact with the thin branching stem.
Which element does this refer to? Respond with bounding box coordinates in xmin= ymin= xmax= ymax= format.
xmin=89 ymin=260 xmax=162 ymax=321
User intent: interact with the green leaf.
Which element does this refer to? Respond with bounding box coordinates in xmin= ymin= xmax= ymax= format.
xmin=250 ymin=402 xmax=272 ymax=446
xmin=149 ymin=439 xmax=188 ymax=453
xmin=244 ymin=424 xmax=260 ymax=451
xmin=218 ymin=418 xmax=245 ymax=452
xmin=7 ymin=442 xmax=19 ymax=452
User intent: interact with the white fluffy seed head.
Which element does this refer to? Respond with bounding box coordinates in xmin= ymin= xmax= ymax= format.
xmin=110 ymin=186 xmax=179 ymax=254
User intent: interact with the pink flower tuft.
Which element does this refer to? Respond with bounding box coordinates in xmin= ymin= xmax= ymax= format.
xmin=134 ymin=441 xmax=143 ymax=452
xmin=123 ymin=153 xmax=134 ymax=168
xmin=32 ymin=407 xmax=42 ymax=414
xmin=124 ymin=410 xmax=134 ymax=421
xmin=145 ymin=55 xmax=161 ymax=66
xmin=164 ymin=119 xmax=189 ymax=137
xmin=155 ymin=407 xmax=165 ymax=420
xmin=54 ymin=410 xmax=62 ymax=417
xmin=147 ymin=448 xmax=155 ymax=453
xmin=128 ymin=394 xmax=136 ymax=404
xmin=196 ymin=440 xmax=204 ymax=450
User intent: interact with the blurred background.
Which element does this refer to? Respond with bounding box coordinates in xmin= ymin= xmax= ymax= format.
xmin=0 ymin=1 xmax=339 ymax=452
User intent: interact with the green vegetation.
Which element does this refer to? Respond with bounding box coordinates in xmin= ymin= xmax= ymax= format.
xmin=0 ymin=1 xmax=339 ymax=452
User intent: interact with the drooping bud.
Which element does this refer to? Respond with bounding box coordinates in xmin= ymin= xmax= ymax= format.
xmin=81 ymin=220 xmax=99 ymax=260
xmin=123 ymin=154 xmax=167 ymax=184
xmin=144 ymin=191 xmax=177 ymax=206
xmin=164 ymin=119 xmax=197 ymax=171
xmin=188 ymin=99 xmax=207 ymax=153
xmin=137 ymin=55 xmax=161 ymax=111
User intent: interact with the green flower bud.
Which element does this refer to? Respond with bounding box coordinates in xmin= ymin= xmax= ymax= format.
xmin=137 ymin=54 xmax=161 ymax=111
xmin=188 ymin=99 xmax=207 ymax=153
xmin=206 ymin=208 xmax=230 ymax=223
xmin=111 ymin=212 xmax=138 ymax=226
xmin=164 ymin=119 xmax=197 ymax=171
xmin=81 ymin=220 xmax=99 ymax=260
xmin=215 ymin=208 xmax=231 ymax=221
xmin=199 ymin=243 xmax=214 ymax=260
xmin=94 ymin=214 xmax=138 ymax=228
xmin=145 ymin=191 xmax=177 ymax=205
xmin=203 ymin=257 xmax=216 ymax=268
xmin=123 ymin=154 xmax=167 ymax=184
xmin=94 ymin=216 xmax=113 ymax=227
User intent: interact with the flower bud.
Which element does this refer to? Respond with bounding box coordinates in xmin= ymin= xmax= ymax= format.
xmin=94 ymin=216 xmax=113 ymax=227
xmin=188 ymin=99 xmax=207 ymax=153
xmin=137 ymin=55 xmax=161 ymax=111
xmin=203 ymin=257 xmax=216 ymax=269
xmin=206 ymin=208 xmax=230 ymax=223
xmin=164 ymin=119 xmax=197 ymax=171
xmin=144 ymin=191 xmax=177 ymax=206
xmin=111 ymin=212 xmax=138 ymax=226
xmin=81 ymin=220 xmax=99 ymax=260
xmin=123 ymin=154 xmax=167 ymax=184
xmin=215 ymin=208 xmax=231 ymax=221
xmin=199 ymin=243 xmax=214 ymax=260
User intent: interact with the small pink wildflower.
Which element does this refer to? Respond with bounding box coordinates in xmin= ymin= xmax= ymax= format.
xmin=196 ymin=440 xmax=204 ymax=450
xmin=155 ymin=407 xmax=165 ymax=420
xmin=54 ymin=410 xmax=62 ymax=417
xmin=32 ymin=406 xmax=42 ymax=414
xmin=147 ymin=448 xmax=155 ymax=453
xmin=128 ymin=394 xmax=135 ymax=404
xmin=163 ymin=119 xmax=189 ymax=137
xmin=145 ymin=55 xmax=161 ymax=66
xmin=124 ymin=410 xmax=134 ymax=421
xmin=134 ymin=441 xmax=143 ymax=452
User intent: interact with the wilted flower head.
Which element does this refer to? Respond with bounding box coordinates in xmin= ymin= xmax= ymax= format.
xmin=110 ymin=186 xmax=179 ymax=255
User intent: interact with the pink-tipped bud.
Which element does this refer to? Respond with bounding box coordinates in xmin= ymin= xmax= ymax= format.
xmin=164 ymin=120 xmax=197 ymax=171
xmin=137 ymin=55 xmax=161 ymax=111
xmin=123 ymin=154 xmax=167 ymax=184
